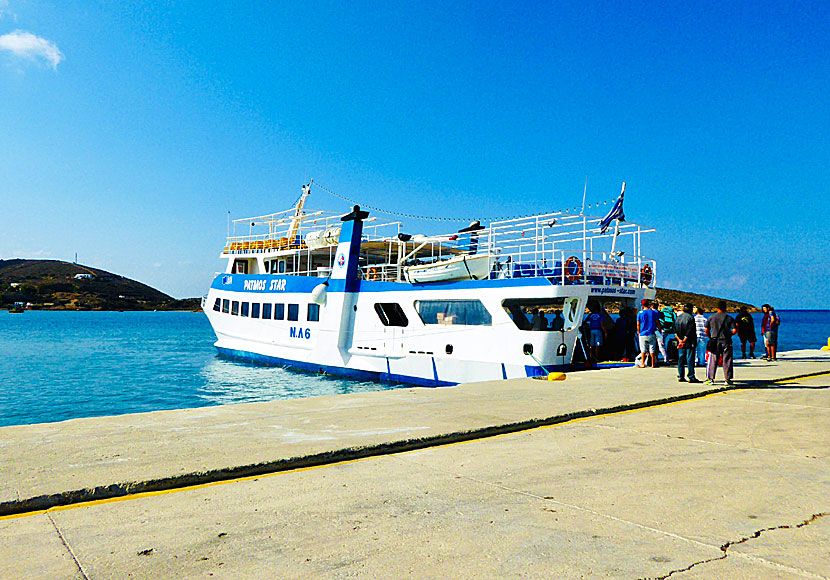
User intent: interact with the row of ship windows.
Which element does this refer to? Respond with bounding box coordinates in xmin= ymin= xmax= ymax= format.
xmin=212 ymin=297 xmax=492 ymax=328
xmin=212 ymin=296 xmax=578 ymax=332
xmin=213 ymin=298 xmax=320 ymax=322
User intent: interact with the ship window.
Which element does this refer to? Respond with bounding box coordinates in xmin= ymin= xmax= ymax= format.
xmin=251 ymin=303 xmax=260 ymax=318
xmin=307 ymin=303 xmax=320 ymax=322
xmin=231 ymin=301 xmax=239 ymax=316
xmin=415 ymin=300 xmax=491 ymax=326
xmin=213 ymin=298 xmax=220 ymax=312
xmin=222 ymin=299 xmax=229 ymax=313
xmin=262 ymin=303 xmax=272 ymax=319
xmin=234 ymin=260 xmax=248 ymax=274
xmin=288 ymin=303 xmax=299 ymax=321
xmin=269 ymin=259 xmax=287 ymax=274
xmin=241 ymin=302 xmax=250 ymax=317
xmin=502 ymin=298 xmax=570 ymax=331
xmin=274 ymin=303 xmax=285 ymax=320
xmin=374 ymin=303 xmax=409 ymax=327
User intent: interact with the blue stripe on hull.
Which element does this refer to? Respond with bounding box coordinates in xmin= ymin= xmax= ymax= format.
xmin=211 ymin=273 xmax=557 ymax=294
xmin=524 ymin=363 xmax=571 ymax=376
xmin=216 ymin=347 xmax=456 ymax=388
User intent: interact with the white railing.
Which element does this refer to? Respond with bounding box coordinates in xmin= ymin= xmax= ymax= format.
xmin=222 ymin=210 xmax=402 ymax=255
xmin=220 ymin=206 xmax=657 ymax=287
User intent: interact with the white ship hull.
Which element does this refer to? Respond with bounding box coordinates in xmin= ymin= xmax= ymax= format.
xmin=205 ymin=182 xmax=657 ymax=386
xmin=204 ymin=274 xmax=653 ymax=386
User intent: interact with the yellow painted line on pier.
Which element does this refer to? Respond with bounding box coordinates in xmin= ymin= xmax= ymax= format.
xmin=0 ymin=457 xmax=375 ymax=522
xmin=0 ymin=393 xmax=730 ymax=521
xmin=774 ymin=372 xmax=830 ymax=384
xmin=2 ymin=372 xmax=828 ymax=522
xmin=462 ymin=390 xmax=732 ymax=446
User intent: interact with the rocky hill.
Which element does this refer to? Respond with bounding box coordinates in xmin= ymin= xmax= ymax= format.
xmin=1 ymin=258 xmax=757 ymax=313
xmin=655 ymin=288 xmax=758 ymax=312
xmin=0 ymin=259 xmax=199 ymax=311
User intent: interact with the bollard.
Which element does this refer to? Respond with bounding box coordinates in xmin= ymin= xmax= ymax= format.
xmin=547 ymin=372 xmax=567 ymax=381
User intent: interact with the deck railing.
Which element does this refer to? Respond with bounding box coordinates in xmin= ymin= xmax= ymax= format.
xmin=222 ymin=210 xmax=401 ymax=255
xmin=220 ymin=207 xmax=657 ymax=287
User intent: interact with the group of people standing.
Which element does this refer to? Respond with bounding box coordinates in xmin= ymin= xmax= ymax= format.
xmin=580 ymin=304 xmax=644 ymax=363
xmin=636 ymin=299 xmax=781 ymax=385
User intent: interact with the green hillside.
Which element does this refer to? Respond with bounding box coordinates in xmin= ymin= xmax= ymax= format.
xmin=0 ymin=259 xmax=199 ymax=311
xmin=655 ymin=288 xmax=758 ymax=313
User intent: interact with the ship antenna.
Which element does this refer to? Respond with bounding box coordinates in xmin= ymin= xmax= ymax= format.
xmin=580 ymin=176 xmax=587 ymax=216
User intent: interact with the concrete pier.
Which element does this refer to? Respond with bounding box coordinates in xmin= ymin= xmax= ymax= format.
xmin=1 ymin=350 xmax=829 ymax=579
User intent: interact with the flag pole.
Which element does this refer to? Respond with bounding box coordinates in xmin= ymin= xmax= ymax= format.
xmin=610 ymin=182 xmax=625 ymax=259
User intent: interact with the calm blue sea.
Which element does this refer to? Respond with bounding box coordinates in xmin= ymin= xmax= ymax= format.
xmin=1 ymin=309 xmax=828 ymax=427
xmin=0 ymin=311 xmax=397 ymax=428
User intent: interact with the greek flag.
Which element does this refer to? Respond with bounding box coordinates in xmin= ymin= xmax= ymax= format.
xmin=599 ymin=187 xmax=625 ymax=234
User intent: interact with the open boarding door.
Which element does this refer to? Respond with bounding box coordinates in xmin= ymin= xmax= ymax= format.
xmin=562 ymin=297 xmax=588 ymax=364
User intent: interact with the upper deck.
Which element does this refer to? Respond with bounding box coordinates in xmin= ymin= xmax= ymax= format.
xmin=220 ymin=199 xmax=657 ymax=289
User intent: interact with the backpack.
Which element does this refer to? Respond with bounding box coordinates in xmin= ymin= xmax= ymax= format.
xmin=659 ymin=307 xmax=676 ymax=333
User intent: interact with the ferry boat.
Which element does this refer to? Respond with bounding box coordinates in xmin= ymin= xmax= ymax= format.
xmin=202 ymin=182 xmax=657 ymax=386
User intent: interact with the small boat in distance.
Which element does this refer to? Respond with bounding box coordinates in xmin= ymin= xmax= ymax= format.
xmin=202 ymin=181 xmax=657 ymax=386
xmin=10 ymin=302 xmax=25 ymax=313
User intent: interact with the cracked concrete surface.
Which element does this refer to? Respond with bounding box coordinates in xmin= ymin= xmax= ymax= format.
xmin=46 ymin=512 xmax=90 ymax=580
xmin=646 ymin=513 xmax=830 ymax=580
xmin=0 ymin=367 xmax=828 ymax=578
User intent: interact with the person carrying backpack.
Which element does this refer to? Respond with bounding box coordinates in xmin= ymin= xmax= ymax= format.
xmin=704 ymin=301 xmax=738 ymax=385
xmin=655 ymin=301 xmax=676 ymax=364
xmin=675 ymin=303 xmax=700 ymax=383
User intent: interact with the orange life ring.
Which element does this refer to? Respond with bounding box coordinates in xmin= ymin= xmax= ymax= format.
xmin=564 ymin=256 xmax=583 ymax=282
xmin=367 ymin=267 xmax=379 ymax=281
xmin=640 ymin=264 xmax=653 ymax=285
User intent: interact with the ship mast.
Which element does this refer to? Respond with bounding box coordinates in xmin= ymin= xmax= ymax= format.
xmin=287 ymin=180 xmax=312 ymax=244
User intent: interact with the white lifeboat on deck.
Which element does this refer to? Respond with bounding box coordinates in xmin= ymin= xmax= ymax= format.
xmin=403 ymin=253 xmax=494 ymax=283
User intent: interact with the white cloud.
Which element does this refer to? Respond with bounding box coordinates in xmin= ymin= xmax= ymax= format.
xmin=8 ymin=248 xmax=55 ymax=259
xmin=708 ymin=275 xmax=748 ymax=291
xmin=0 ymin=29 xmax=63 ymax=69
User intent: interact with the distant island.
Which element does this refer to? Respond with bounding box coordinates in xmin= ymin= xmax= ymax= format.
xmin=1 ymin=258 xmax=758 ymax=313
xmin=654 ymin=288 xmax=759 ymax=313
xmin=0 ymin=259 xmax=200 ymax=311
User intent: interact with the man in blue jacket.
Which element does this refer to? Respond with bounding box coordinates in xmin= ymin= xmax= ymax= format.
xmin=636 ymin=299 xmax=658 ymax=368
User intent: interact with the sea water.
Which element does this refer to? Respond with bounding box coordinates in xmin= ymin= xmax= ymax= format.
xmin=0 ymin=311 xmax=396 ymax=427
xmin=1 ymin=309 xmax=828 ymax=427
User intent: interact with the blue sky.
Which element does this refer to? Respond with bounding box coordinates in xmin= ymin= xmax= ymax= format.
xmin=1 ymin=1 xmax=828 ymax=307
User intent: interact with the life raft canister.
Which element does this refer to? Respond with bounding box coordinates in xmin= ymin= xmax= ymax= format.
xmin=641 ymin=263 xmax=653 ymax=285
xmin=564 ymin=256 xmax=583 ymax=282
